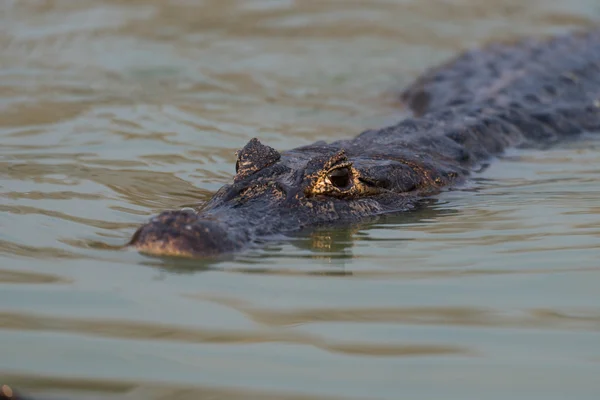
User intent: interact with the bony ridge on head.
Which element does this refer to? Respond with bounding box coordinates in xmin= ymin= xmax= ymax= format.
xmin=234 ymin=138 xmax=281 ymax=182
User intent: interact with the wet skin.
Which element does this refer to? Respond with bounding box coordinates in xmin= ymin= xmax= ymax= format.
xmin=130 ymin=29 xmax=600 ymax=258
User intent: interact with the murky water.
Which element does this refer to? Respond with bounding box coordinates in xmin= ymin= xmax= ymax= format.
xmin=2 ymin=1 xmax=600 ymax=399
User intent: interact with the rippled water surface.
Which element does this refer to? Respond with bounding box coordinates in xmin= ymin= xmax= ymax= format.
xmin=2 ymin=1 xmax=600 ymax=399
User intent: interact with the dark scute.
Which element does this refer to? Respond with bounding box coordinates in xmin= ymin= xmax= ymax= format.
xmin=404 ymin=89 xmax=431 ymax=116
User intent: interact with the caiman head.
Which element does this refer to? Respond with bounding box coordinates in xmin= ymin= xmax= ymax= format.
xmin=129 ymin=135 xmax=463 ymax=258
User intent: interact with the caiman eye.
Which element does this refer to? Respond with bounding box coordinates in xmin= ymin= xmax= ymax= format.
xmin=327 ymin=167 xmax=351 ymax=189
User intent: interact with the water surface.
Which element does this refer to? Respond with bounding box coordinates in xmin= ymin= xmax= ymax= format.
xmin=1 ymin=1 xmax=600 ymax=399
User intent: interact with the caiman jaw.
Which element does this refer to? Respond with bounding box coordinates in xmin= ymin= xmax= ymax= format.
xmin=129 ymin=210 xmax=243 ymax=258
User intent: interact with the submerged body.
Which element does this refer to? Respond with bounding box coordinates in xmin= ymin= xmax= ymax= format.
xmin=130 ymin=29 xmax=600 ymax=257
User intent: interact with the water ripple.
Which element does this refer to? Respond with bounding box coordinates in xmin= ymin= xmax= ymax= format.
xmin=0 ymin=269 xmax=71 ymax=284
xmin=0 ymin=312 xmax=470 ymax=358
xmin=187 ymin=294 xmax=600 ymax=331
xmin=1 ymin=373 xmax=356 ymax=400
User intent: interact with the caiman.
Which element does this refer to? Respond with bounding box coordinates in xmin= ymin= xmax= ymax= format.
xmin=129 ymin=29 xmax=600 ymax=258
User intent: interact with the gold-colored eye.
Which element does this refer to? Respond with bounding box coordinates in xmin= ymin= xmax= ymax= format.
xmin=327 ymin=167 xmax=351 ymax=189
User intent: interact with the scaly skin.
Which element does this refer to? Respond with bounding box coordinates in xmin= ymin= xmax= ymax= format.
xmin=130 ymin=29 xmax=600 ymax=258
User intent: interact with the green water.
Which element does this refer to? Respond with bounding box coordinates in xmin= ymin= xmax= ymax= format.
xmin=1 ymin=1 xmax=600 ymax=399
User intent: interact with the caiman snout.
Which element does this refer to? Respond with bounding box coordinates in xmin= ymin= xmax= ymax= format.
xmin=129 ymin=210 xmax=241 ymax=257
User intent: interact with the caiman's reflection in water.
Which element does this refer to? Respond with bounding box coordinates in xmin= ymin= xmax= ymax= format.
xmin=141 ymin=200 xmax=457 ymax=274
